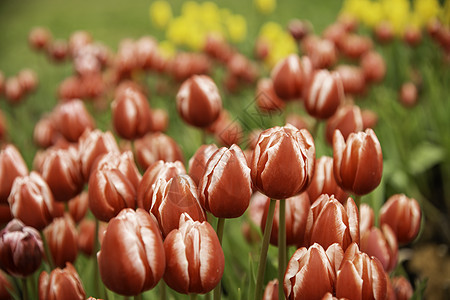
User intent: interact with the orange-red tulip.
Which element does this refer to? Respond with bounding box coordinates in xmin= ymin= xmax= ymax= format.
xmin=28 ymin=27 xmax=52 ymax=51
xmin=263 ymin=279 xmax=279 ymax=300
xmin=361 ymin=51 xmax=386 ymax=83
xmin=53 ymin=100 xmax=95 ymax=142
xmin=391 ymin=276 xmax=413 ymax=300
xmin=0 ymin=145 xmax=28 ymax=204
xmin=188 ymin=144 xmax=218 ymax=186
xmin=38 ymin=263 xmax=85 ymax=300
xmin=68 ymin=191 xmax=88 ymax=224
xmin=44 ymin=214 xmax=78 ymax=268
xmin=359 ymin=203 xmax=375 ymax=236
xmin=255 ymin=78 xmax=285 ymax=113
xmin=325 ymin=104 xmax=363 ymax=145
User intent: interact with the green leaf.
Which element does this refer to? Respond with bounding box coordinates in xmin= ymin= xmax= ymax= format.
xmin=411 ymin=277 xmax=428 ymax=300
xmin=408 ymin=142 xmax=445 ymax=175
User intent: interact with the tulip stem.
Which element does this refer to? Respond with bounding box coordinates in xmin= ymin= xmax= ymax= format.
xmin=94 ymin=218 xmax=101 ymax=298
xmin=134 ymin=294 xmax=142 ymax=300
xmin=214 ymin=218 xmax=225 ymax=300
xmin=354 ymin=195 xmax=361 ymax=209
xmin=254 ymin=199 xmax=276 ymax=300
xmin=278 ymin=199 xmax=286 ymax=300
xmin=159 ymin=280 xmax=166 ymax=300
xmin=190 ymin=294 xmax=198 ymax=300
xmin=40 ymin=230 xmax=55 ymax=270
xmin=21 ymin=277 xmax=28 ymax=300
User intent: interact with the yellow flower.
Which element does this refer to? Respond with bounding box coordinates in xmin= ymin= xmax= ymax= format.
xmin=149 ymin=0 xmax=172 ymax=29
xmin=166 ymin=17 xmax=189 ymax=46
xmin=381 ymin=0 xmax=410 ymax=34
xmin=414 ymin=0 xmax=441 ymax=27
xmin=259 ymin=22 xmax=284 ymax=44
xmin=158 ymin=40 xmax=176 ymax=59
xmin=254 ymin=0 xmax=276 ymax=15
xmin=226 ymin=14 xmax=247 ymax=43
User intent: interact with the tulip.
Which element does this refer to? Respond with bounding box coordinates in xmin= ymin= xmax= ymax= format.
xmin=227 ymin=53 xmax=258 ymax=83
xmin=151 ymin=175 xmax=206 ymax=237
xmin=0 ymin=205 xmax=12 ymax=227
xmin=391 ymin=276 xmax=413 ymax=300
xmin=303 ymin=70 xmax=344 ymax=119
xmin=8 ymin=172 xmax=58 ymax=230
xmin=176 ymin=75 xmax=222 ymax=128
xmin=379 ymin=194 xmax=421 ymax=244
xmin=150 ymin=108 xmax=169 ymax=132
xmin=134 ymin=132 xmax=184 ymax=170
xmin=17 ymin=69 xmax=38 ymax=93
xmin=0 ymin=270 xmax=12 ymax=300
xmin=403 ymin=26 xmax=422 ymax=47
xmin=263 ymin=279 xmax=279 ymax=300
xmin=39 ymin=146 xmax=84 ymax=202
xmin=68 ymin=191 xmax=88 ymax=224
xmin=284 ymin=243 xmax=335 ymax=300
xmin=361 ymin=51 xmax=386 ymax=83
xmin=47 ymin=39 xmax=68 ymax=62
xmin=399 ymin=82 xmax=418 ymax=107
xmin=77 ymin=219 xmax=106 ymax=257
xmin=335 ymin=243 xmax=387 ymax=300
xmin=68 ymin=31 xmax=92 ymax=56
xmin=0 ymin=219 xmax=43 ymax=277
xmin=57 ymin=76 xmax=83 ymax=100
xmin=323 ymin=23 xmax=347 ymax=46
xmin=28 ymin=27 xmax=52 ymax=51
xmin=361 ymin=109 xmax=379 ymax=130
xmin=210 ymin=112 xmax=243 ymax=147
xmin=359 ymin=203 xmax=375 ymax=236
xmin=334 ymin=65 xmax=366 ymax=96
xmin=98 ymin=208 xmax=165 ymax=296
xmin=360 ymin=225 xmax=398 ymax=272
xmin=255 ymin=78 xmax=285 ymax=113
xmin=53 ymin=100 xmax=95 ymax=142
xmin=203 ymin=35 xmax=235 ymax=63
xmin=251 ymin=124 xmax=315 ymax=200
xmin=188 ymin=144 xmax=218 ymax=186
xmin=333 ymin=128 xmax=383 ymax=196
xmin=288 ymin=19 xmax=312 ymax=41
xmin=0 ymin=72 xmax=4 ymax=95
xmin=0 ymin=145 xmax=28 ymax=204
xmin=198 ymin=144 xmax=252 ymax=218
xmin=325 ymin=104 xmax=363 ymax=145
xmin=307 ymin=156 xmax=348 ymax=204
xmin=44 ymin=214 xmax=78 ymax=268
xmin=33 ymin=116 xmax=62 ymax=148
xmin=305 ymin=195 xmax=359 ymax=250
xmin=285 ymin=114 xmax=311 ymax=131
xmin=4 ymin=77 xmax=23 ymax=104
xmin=38 ymin=263 xmax=85 ymax=300
xmin=135 ymin=36 xmax=158 ymax=69
xmin=163 ymin=213 xmax=224 ymax=294
xmin=302 ymin=37 xmax=337 ymax=69
xmin=169 ymin=53 xmax=211 ymax=82
xmin=337 ymin=34 xmax=373 ymax=59
xmin=374 ymin=21 xmax=394 ymax=44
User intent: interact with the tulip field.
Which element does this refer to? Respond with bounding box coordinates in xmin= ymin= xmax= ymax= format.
xmin=1 ymin=0 xmax=450 ymax=299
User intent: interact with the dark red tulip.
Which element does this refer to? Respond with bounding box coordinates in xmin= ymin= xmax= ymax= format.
xmin=359 ymin=203 xmax=375 ymax=236
xmin=4 ymin=77 xmax=23 ymax=103
xmin=53 ymin=100 xmax=95 ymax=142
xmin=361 ymin=51 xmax=386 ymax=83
xmin=263 ymin=279 xmax=279 ymax=300
xmin=360 ymin=224 xmax=398 ymax=272
xmin=169 ymin=52 xmax=211 ymax=82
xmin=374 ymin=21 xmax=395 ymax=44
xmin=304 ymin=70 xmax=344 ymax=119
xmin=305 ymin=195 xmax=359 ymax=250
xmin=163 ymin=213 xmax=224 ymax=294
xmin=188 ymin=144 xmax=218 ymax=186
xmin=379 ymin=194 xmax=421 ymax=245
xmin=391 ymin=276 xmax=413 ymax=300
xmin=176 ymin=75 xmax=222 ymax=128
xmin=0 ymin=219 xmax=43 ymax=277
xmin=38 ymin=263 xmax=85 ymax=300
xmin=333 ymin=128 xmax=383 ymax=195
xmin=98 ymin=208 xmax=165 ymax=296
xmin=8 ymin=172 xmax=59 ymax=230
xmin=255 ymin=78 xmax=285 ymax=113
xmin=399 ymin=82 xmax=418 ymax=107
xmin=33 ymin=116 xmax=62 ymax=148
xmin=17 ymin=69 xmax=38 ymax=93
xmin=47 ymin=39 xmax=68 ymax=62
xmin=137 ymin=160 xmax=186 ymax=211
xmin=307 ymin=156 xmax=348 ymax=204
xmin=323 ymin=23 xmax=347 ymax=46
xmin=0 ymin=145 xmax=28 ymax=204
xmin=288 ymin=19 xmax=312 ymax=41
xmin=44 ymin=214 xmax=78 ymax=268
xmin=335 ymin=65 xmax=366 ymax=95
xmin=198 ymin=144 xmax=252 ymax=218
xmin=325 ymin=104 xmax=363 ymax=145
xmin=151 ymin=175 xmax=206 ymax=237
xmin=251 ymin=124 xmax=315 ymax=199
xmin=68 ymin=192 xmax=88 ymax=224
xmin=134 ymin=132 xmax=184 ymax=170
xmin=403 ymin=26 xmax=422 ymax=46
xmin=28 ymin=27 xmax=52 ymax=51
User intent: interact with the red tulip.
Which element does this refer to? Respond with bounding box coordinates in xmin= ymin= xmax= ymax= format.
xmin=0 ymin=72 xmax=4 ymax=95
xmin=0 ymin=205 xmax=12 ymax=227
xmin=203 ymin=35 xmax=235 ymax=63
xmin=135 ymin=36 xmax=158 ymax=70
xmin=323 ymin=23 xmax=347 ymax=46
xmin=163 ymin=213 xmax=224 ymax=294
xmin=53 ymin=100 xmax=95 ymax=142
xmin=251 ymin=124 xmax=315 ymax=199
xmin=333 ymin=128 xmax=383 ymax=195
xmin=44 ymin=214 xmax=78 ymax=268
xmin=288 ymin=19 xmax=312 ymax=41
xmin=379 ymin=194 xmax=421 ymax=244
xmin=188 ymin=144 xmax=218 ymax=186
xmin=68 ymin=191 xmax=88 ymax=224
xmin=302 ymin=37 xmax=337 ymax=69
xmin=17 ymin=69 xmax=38 ymax=93
xmin=263 ymin=279 xmax=279 ymax=300
xmin=360 ymin=224 xmax=398 ymax=272
xmin=0 ymin=145 xmax=28 ymax=204
xmin=68 ymin=31 xmax=92 ymax=56
xmin=151 ymin=175 xmax=206 ymax=237
xmin=361 ymin=109 xmax=379 ymax=130
xmin=169 ymin=52 xmax=211 ymax=82
xmin=403 ymin=26 xmax=422 ymax=46
xmin=391 ymin=276 xmax=413 ymax=300
xmin=176 ymin=75 xmax=222 ymax=128
xmin=47 ymin=39 xmax=68 ymax=62
xmin=38 ymin=263 xmax=85 ymax=300
xmin=98 ymin=208 xmax=165 ymax=296
xmin=4 ymin=77 xmax=23 ymax=103
xmin=0 ymin=219 xmax=43 ymax=277
xmin=255 ymin=78 xmax=285 ymax=113
xmin=305 ymin=195 xmax=359 ymax=250
xmin=57 ymin=76 xmax=83 ymax=100
xmin=399 ymin=82 xmax=418 ymax=107
xmin=28 ymin=27 xmax=52 ymax=51
xmin=359 ymin=203 xmax=375 ymax=236
xmin=334 ymin=65 xmax=366 ymax=96
xmin=227 ymin=53 xmax=258 ymax=83
xmin=77 ymin=219 xmax=106 ymax=257
xmin=285 ymin=114 xmax=311 ymax=131
xmin=33 ymin=116 xmax=62 ymax=148
xmin=374 ymin=21 xmax=394 ymax=44
xmin=209 ymin=111 xmax=243 ymax=147
xmin=150 ymin=108 xmax=169 ymax=132
xmin=325 ymin=104 xmax=363 ymax=145
xmin=361 ymin=51 xmax=386 ymax=83
xmin=338 ymin=34 xmax=373 ymax=59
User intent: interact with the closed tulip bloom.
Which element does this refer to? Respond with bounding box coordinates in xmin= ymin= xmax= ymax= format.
xmin=137 ymin=160 xmax=186 ymax=211
xmin=28 ymin=27 xmax=52 ymax=51
xmin=151 ymin=175 xmax=206 ymax=237
xmin=284 ymin=243 xmax=335 ymax=300
xmin=68 ymin=191 xmax=88 ymax=224
xmin=38 ymin=263 xmax=85 ymax=300
xmin=391 ymin=276 xmax=413 ymax=300
xmin=150 ymin=108 xmax=169 ymax=132
xmin=323 ymin=23 xmax=347 ymax=46
xmin=98 ymin=208 xmax=165 ymax=296
xmin=374 ymin=21 xmax=394 ymax=44
xmin=325 ymin=104 xmax=363 ymax=145
xmin=44 ymin=214 xmax=78 ymax=268
xmin=361 ymin=109 xmax=379 ymax=130
xmin=176 ymin=75 xmax=222 ymax=128
xmin=403 ymin=26 xmax=422 ymax=47
xmin=0 ymin=145 xmax=28 ymax=204
xmin=33 ymin=116 xmax=62 ymax=148
xmin=53 ymin=100 xmax=95 ymax=142
xmin=302 ymin=37 xmax=337 ymax=69
xmin=198 ymin=145 xmax=252 ymax=218
xmin=359 ymin=203 xmax=375 ymax=236
xmin=335 ymin=243 xmax=387 ymax=300
xmin=335 ymin=65 xmax=366 ymax=96
xmin=305 ymin=195 xmax=359 ymax=250
xmin=360 ymin=225 xmax=398 ymax=272
xmin=399 ymin=82 xmax=418 ymax=107
xmin=0 ymin=219 xmax=43 ymax=277
xmin=8 ymin=172 xmax=58 ymax=230
xmin=333 ymin=129 xmax=383 ymax=196
xmin=47 ymin=39 xmax=68 ymax=62
xmin=379 ymin=194 xmax=421 ymax=245
xmin=39 ymin=147 xmax=84 ymax=202
xmin=255 ymin=78 xmax=285 ymax=113
xmin=263 ymin=279 xmax=279 ymax=300
xmin=164 ymin=213 xmax=224 ymax=294
xmin=338 ymin=34 xmax=373 ymax=59
xmin=307 ymin=156 xmax=348 ymax=204
xmin=134 ymin=132 xmax=184 ymax=170
xmin=77 ymin=219 xmax=106 ymax=257
xmin=188 ymin=144 xmax=218 ymax=186
xmin=4 ymin=77 xmax=23 ymax=104
xmin=251 ymin=124 xmax=315 ymax=200
xmin=361 ymin=51 xmax=386 ymax=83
xmin=0 ymin=71 xmax=4 ymax=95
xmin=17 ymin=69 xmax=38 ymax=93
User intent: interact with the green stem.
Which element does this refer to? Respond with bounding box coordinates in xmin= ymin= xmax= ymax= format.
xmin=21 ymin=277 xmax=28 ymax=300
xmin=94 ymin=219 xmax=101 ymax=298
xmin=134 ymin=294 xmax=143 ymax=300
xmin=40 ymin=231 xmax=55 ymax=270
xmin=159 ymin=280 xmax=166 ymax=300
xmin=254 ymin=199 xmax=276 ymax=300
xmin=204 ymin=293 xmax=211 ymax=300
xmin=200 ymin=130 xmax=207 ymax=145
xmin=190 ymin=294 xmax=198 ymax=300
xmin=353 ymin=195 xmax=361 ymax=209
xmin=214 ymin=218 xmax=225 ymax=300
xmin=278 ymin=200 xmax=286 ymax=300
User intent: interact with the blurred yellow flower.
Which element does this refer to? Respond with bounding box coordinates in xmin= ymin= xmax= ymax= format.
xmin=158 ymin=40 xmax=176 ymax=59
xmin=149 ymin=0 xmax=172 ymax=29
xmin=381 ymin=0 xmax=410 ymax=34
xmin=254 ymin=0 xmax=276 ymax=15
xmin=258 ymin=22 xmax=297 ymax=68
xmin=414 ymin=0 xmax=441 ymax=26
xmin=226 ymin=14 xmax=247 ymax=43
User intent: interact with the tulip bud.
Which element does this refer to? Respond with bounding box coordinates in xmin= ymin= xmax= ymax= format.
xmin=0 ymin=145 xmax=28 ymax=204
xmin=325 ymin=104 xmax=363 ymax=145
xmin=150 ymin=108 xmax=169 ymax=132
xmin=285 ymin=114 xmax=311 ymax=132
xmin=151 ymin=175 xmax=206 ymax=237
xmin=98 ymin=209 xmax=165 ymax=296
xmin=304 ymin=70 xmax=344 ymax=119
xmin=284 ymin=243 xmax=335 ymax=299
xmin=335 ymin=243 xmax=387 ymax=300
xmin=251 ymin=124 xmax=315 ymax=199
xmin=361 ymin=51 xmax=386 ymax=83
xmin=134 ymin=132 xmax=184 ymax=170
xmin=361 ymin=109 xmax=379 ymax=130
xmin=374 ymin=21 xmax=394 ymax=44
xmin=47 ymin=39 xmax=68 ymax=62
xmin=58 ymin=76 xmax=83 ymax=100
xmin=359 ymin=203 xmax=375 ymax=236
xmin=379 ymin=194 xmax=421 ymax=244
xmin=302 ymin=37 xmax=337 ymax=69
xmin=0 ymin=71 xmax=4 ymax=95
xmin=333 ymin=128 xmax=383 ymax=195
xmin=68 ymin=191 xmax=88 ymax=224
xmin=323 ymin=23 xmax=347 ymax=46
xmin=403 ymin=26 xmax=422 ymax=47
xmin=360 ymin=224 xmax=398 ymax=272
xmin=338 ymin=34 xmax=373 ymax=59
xmin=4 ymin=77 xmax=23 ymax=104
xmin=28 ymin=27 xmax=52 ymax=51
xmin=0 ymin=219 xmax=43 ymax=277
xmin=38 ymin=263 xmax=85 ymax=300
xmin=44 ymin=214 xmax=78 ymax=268
xmin=288 ymin=19 xmax=312 ymax=41
xmin=263 ymin=279 xmax=279 ymax=300
xmin=255 ymin=78 xmax=285 ymax=113
xmin=17 ymin=69 xmax=38 ymax=93
xmin=188 ymin=144 xmax=218 ymax=186
xmin=399 ymin=82 xmax=418 ymax=107
xmin=335 ymin=65 xmax=366 ymax=96
xmin=53 ymin=100 xmax=95 ymax=142
xmin=163 ymin=213 xmax=224 ymax=294
xmin=8 ymin=172 xmax=58 ymax=230
xmin=176 ymin=75 xmax=222 ymax=128
xmin=211 ymin=113 xmax=243 ymax=147
xmin=305 ymin=195 xmax=359 ymax=250
xmin=33 ymin=116 xmax=62 ymax=148
xmin=391 ymin=276 xmax=413 ymax=300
